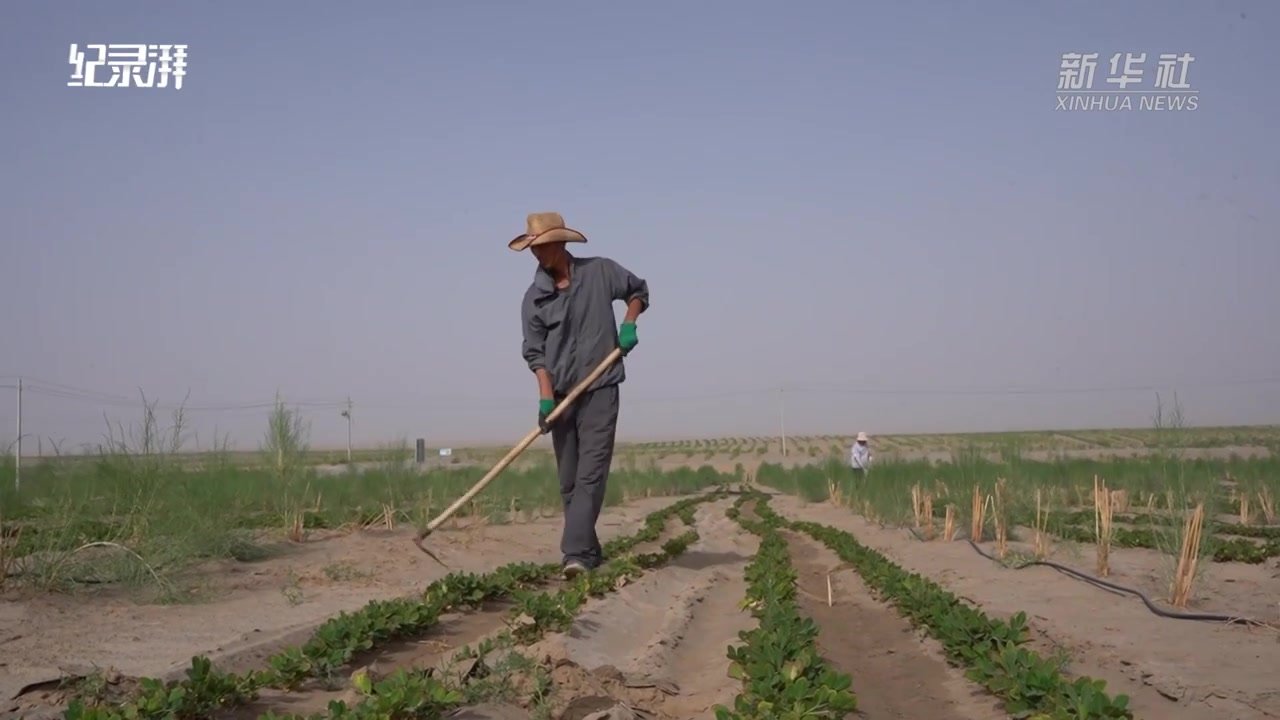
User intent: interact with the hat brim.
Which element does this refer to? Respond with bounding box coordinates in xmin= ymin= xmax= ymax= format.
xmin=508 ymin=227 xmax=587 ymax=251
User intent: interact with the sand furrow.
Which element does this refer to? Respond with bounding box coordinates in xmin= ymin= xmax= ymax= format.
xmin=782 ymin=529 xmax=1006 ymax=720
xmin=521 ymin=496 xmax=760 ymax=719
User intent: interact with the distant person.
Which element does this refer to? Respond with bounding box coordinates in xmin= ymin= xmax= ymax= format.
xmin=511 ymin=211 xmax=650 ymax=580
xmin=850 ymin=432 xmax=872 ymax=474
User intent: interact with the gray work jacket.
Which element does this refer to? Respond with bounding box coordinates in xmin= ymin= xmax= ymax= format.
xmin=520 ymin=255 xmax=649 ymax=396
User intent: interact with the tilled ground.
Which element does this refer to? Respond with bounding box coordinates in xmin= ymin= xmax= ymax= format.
xmin=296 ymin=494 xmax=762 ymax=720
xmin=768 ymin=492 xmax=1280 ymax=720
xmin=781 ymin=529 xmax=1006 ymax=720
xmin=505 ymin=497 xmax=761 ymax=719
xmin=212 ymin=498 xmax=726 ymax=720
xmin=410 ymin=495 xmax=1022 ymax=719
xmin=0 ymin=495 xmax=688 ymax=712
xmin=22 ymin=485 xmax=1263 ymax=720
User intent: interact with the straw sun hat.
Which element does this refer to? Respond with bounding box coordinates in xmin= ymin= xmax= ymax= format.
xmin=508 ymin=212 xmax=588 ymax=251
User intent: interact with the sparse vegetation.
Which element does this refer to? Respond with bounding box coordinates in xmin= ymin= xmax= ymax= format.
xmin=6 ymin=418 xmax=1278 ymax=719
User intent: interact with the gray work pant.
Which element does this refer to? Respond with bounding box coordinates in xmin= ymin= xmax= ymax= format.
xmin=550 ymin=383 xmax=619 ymax=568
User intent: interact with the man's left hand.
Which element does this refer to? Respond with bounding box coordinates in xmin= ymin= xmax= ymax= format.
xmin=618 ymin=321 xmax=638 ymax=354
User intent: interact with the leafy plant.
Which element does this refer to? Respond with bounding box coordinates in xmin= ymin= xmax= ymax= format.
xmin=741 ymin=492 xmax=1133 ymax=719
xmin=63 ymin=490 xmax=726 ymax=719
xmin=716 ymin=495 xmax=858 ymax=719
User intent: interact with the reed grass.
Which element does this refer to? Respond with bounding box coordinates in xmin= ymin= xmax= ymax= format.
xmin=0 ymin=400 xmax=736 ymax=598
xmin=6 ymin=399 xmax=1277 ymax=600
xmin=1170 ymin=503 xmax=1206 ymax=607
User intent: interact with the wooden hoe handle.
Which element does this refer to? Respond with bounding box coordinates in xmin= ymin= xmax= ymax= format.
xmin=413 ymin=347 xmax=625 ymax=564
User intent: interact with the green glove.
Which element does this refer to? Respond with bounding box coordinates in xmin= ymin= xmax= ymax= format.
xmin=538 ymin=398 xmax=555 ymax=434
xmin=618 ymin=321 xmax=638 ymax=354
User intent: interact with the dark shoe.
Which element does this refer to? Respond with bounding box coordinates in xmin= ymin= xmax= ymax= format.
xmin=562 ymin=559 xmax=588 ymax=580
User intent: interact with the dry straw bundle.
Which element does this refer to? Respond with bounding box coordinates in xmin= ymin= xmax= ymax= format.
xmin=1259 ymin=487 xmax=1276 ymax=524
xmin=993 ymin=478 xmax=1009 ymax=560
xmin=1034 ymin=488 xmax=1050 ymax=560
xmin=1171 ymin=503 xmax=1205 ymax=608
xmin=971 ymin=484 xmax=986 ymax=542
xmin=911 ymin=484 xmax=935 ymax=540
xmin=1110 ymin=489 xmax=1129 ymax=514
xmin=827 ymin=477 xmax=845 ymax=508
xmin=1094 ymin=475 xmax=1114 ymax=577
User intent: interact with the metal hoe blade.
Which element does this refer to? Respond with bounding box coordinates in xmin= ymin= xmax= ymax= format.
xmin=412 ymin=529 xmax=448 ymax=568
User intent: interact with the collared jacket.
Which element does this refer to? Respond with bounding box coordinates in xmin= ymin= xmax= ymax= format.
xmin=850 ymin=443 xmax=872 ymax=470
xmin=521 ymin=255 xmax=649 ymax=396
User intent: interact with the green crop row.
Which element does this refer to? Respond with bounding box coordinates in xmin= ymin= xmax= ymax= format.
xmin=62 ymin=490 xmax=725 ymax=720
xmin=1032 ymin=508 xmax=1280 ymax=539
xmin=751 ymin=495 xmax=1133 ymax=720
xmin=715 ymin=496 xmax=858 ymax=719
xmin=1047 ymin=523 xmax=1280 ymax=564
xmin=256 ymin=502 xmax=710 ymax=719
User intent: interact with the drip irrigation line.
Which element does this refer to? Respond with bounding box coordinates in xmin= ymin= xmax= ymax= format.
xmin=963 ymin=538 xmax=1271 ymax=626
xmin=906 ymin=527 xmax=1273 ymax=628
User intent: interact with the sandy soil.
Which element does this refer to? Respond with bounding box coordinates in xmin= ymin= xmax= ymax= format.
xmin=767 ymin=491 xmax=1280 ymax=720
xmin=10 ymin=478 xmax=1280 ymax=719
xmin=783 ymin=529 xmax=1006 ymax=720
xmin=0 ymin=495 xmax=683 ymax=715
xmin=515 ymin=497 xmax=760 ymax=719
xmin=184 ymin=495 xmax=757 ymax=720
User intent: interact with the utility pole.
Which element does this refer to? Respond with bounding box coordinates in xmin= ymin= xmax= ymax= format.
xmin=341 ymin=397 xmax=352 ymax=464
xmin=778 ymin=387 xmax=787 ymax=457
xmin=15 ymin=377 xmax=22 ymax=492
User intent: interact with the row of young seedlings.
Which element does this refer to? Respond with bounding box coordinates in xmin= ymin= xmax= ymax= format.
xmin=715 ymin=495 xmax=858 ymax=719
xmin=62 ymin=491 xmax=724 ymax=720
xmin=757 ymin=493 xmax=1135 ymax=720
xmin=256 ymin=495 xmax=714 ymax=719
xmin=1047 ymin=522 xmax=1280 ymax=563
xmin=1044 ymin=507 xmax=1280 ymax=537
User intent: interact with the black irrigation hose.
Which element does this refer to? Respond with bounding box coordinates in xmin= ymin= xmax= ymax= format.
xmin=906 ymin=527 xmax=1273 ymax=627
xmin=965 ymin=539 xmax=1271 ymax=626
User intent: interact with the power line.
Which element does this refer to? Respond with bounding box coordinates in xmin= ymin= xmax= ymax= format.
xmin=19 ymin=377 xmax=139 ymax=404
xmin=4 ymin=374 xmax=1279 ymax=416
xmin=781 ymin=376 xmax=1280 ymax=396
xmin=19 ymin=382 xmax=348 ymax=413
xmin=25 ymin=391 xmax=349 ymax=414
xmin=354 ymin=376 xmax=1280 ymax=408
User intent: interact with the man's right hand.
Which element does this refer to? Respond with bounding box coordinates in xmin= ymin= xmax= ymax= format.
xmin=538 ymin=397 xmax=555 ymax=434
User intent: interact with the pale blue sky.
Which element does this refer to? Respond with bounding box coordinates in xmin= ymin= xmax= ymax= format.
xmin=2 ymin=1 xmax=1277 ymax=451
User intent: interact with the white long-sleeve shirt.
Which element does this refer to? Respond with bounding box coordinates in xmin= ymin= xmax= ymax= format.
xmin=850 ymin=443 xmax=871 ymax=470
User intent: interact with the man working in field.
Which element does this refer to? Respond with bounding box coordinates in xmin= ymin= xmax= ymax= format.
xmin=510 ymin=212 xmax=650 ymax=579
